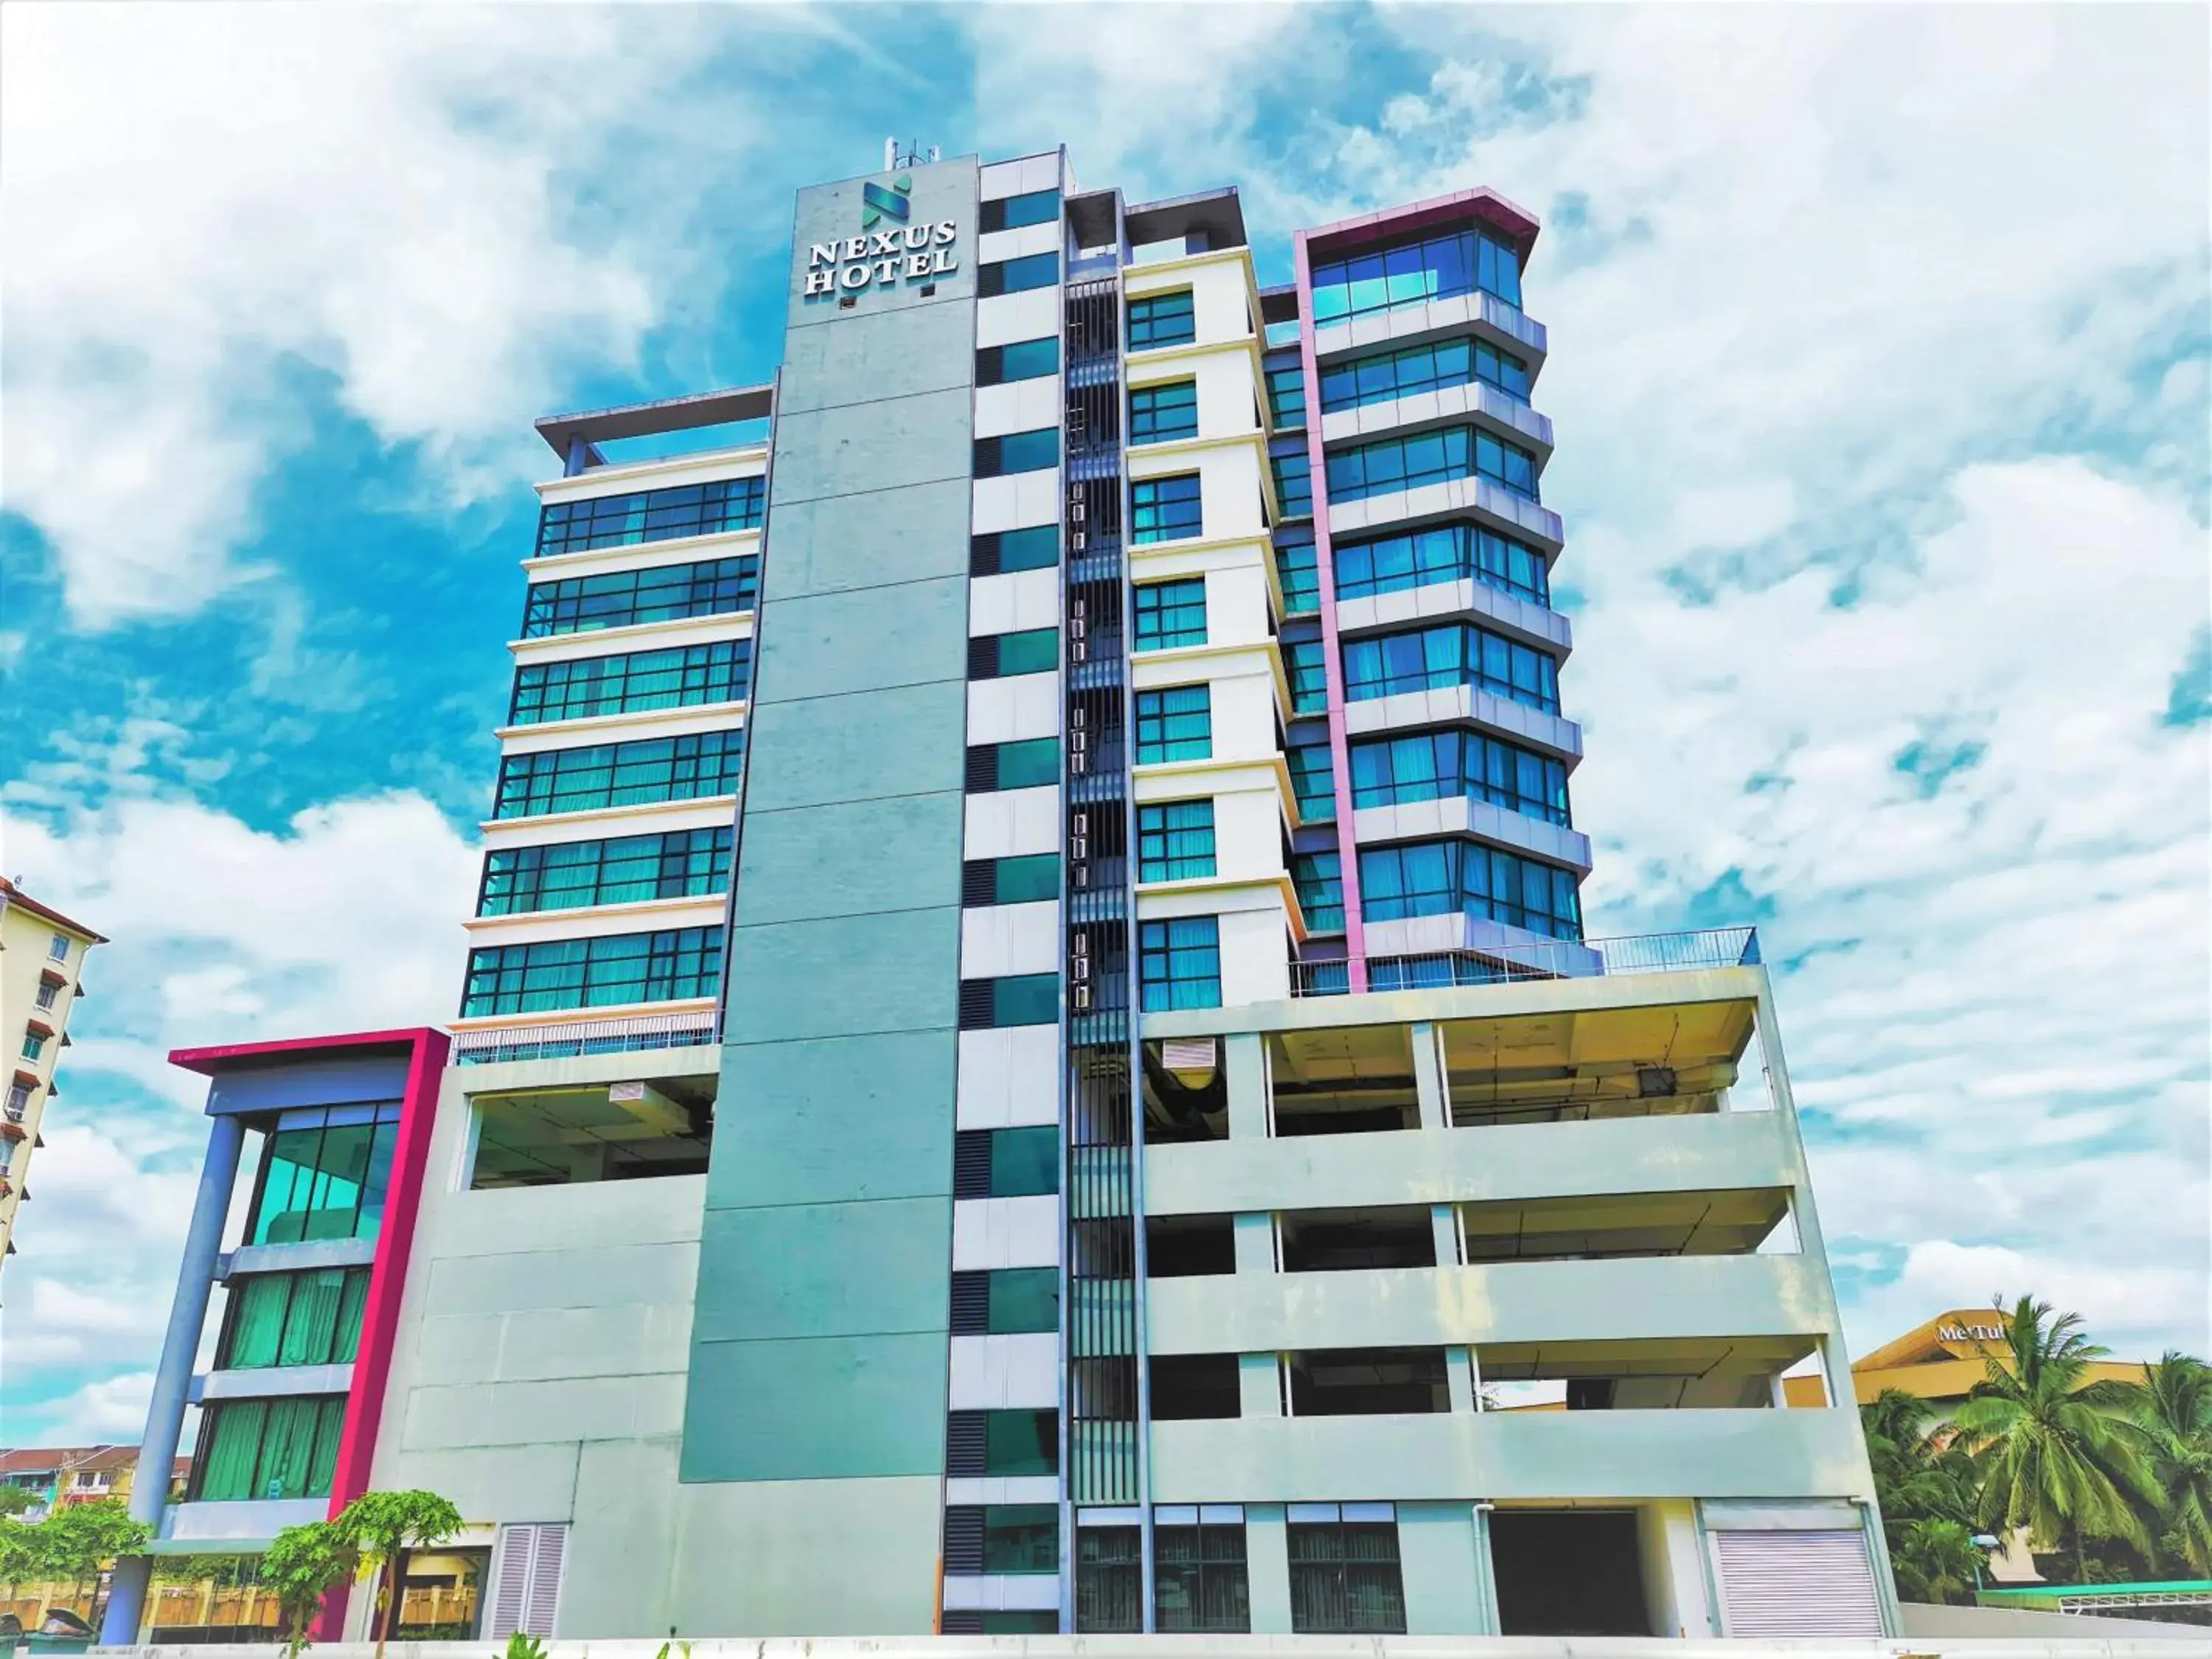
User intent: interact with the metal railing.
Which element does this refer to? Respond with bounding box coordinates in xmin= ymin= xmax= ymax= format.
xmin=452 ymin=1009 xmax=716 ymax=1065
xmin=1289 ymin=927 xmax=1761 ymax=998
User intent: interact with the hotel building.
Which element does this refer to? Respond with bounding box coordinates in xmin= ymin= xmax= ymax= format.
xmin=107 ymin=146 xmax=1896 ymax=1644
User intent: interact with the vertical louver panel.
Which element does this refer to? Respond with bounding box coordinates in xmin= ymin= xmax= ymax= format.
xmin=956 ymin=980 xmax=997 ymax=1030
xmin=967 ymin=636 xmax=998 ymax=679
xmin=523 ymin=1523 xmax=566 ymax=1637
xmin=949 ymin=1270 xmax=991 ymax=1334
xmin=964 ymin=746 xmax=996 ymax=793
xmin=945 ymin=1410 xmax=987 ymax=1477
xmin=952 ymin=1131 xmax=992 ymax=1199
xmin=943 ymin=1506 xmax=985 ymax=1575
xmin=1714 ymin=1529 xmax=1883 ymax=1638
xmin=961 ymin=861 xmax=995 ymax=906
xmin=940 ymin=1610 xmax=985 ymax=1635
xmin=487 ymin=1526 xmax=532 ymax=1640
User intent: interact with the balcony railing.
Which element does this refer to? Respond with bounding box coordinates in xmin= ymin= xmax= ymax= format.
xmin=1290 ymin=927 xmax=1761 ymax=997
xmin=453 ymin=1009 xmax=716 ymax=1065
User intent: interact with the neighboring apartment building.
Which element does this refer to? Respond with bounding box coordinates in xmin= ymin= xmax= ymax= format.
xmin=0 ymin=877 xmax=104 ymax=1267
xmin=107 ymin=146 xmax=1896 ymax=1644
xmin=0 ymin=1447 xmax=185 ymax=1517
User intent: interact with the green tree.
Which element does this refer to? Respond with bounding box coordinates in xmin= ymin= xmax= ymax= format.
xmin=2132 ymin=1350 xmax=2212 ymax=1576
xmin=1862 ymin=1387 xmax=1979 ymax=1529
xmin=1891 ymin=1518 xmax=1990 ymax=1605
xmin=333 ymin=1489 xmax=463 ymax=1659
xmin=0 ymin=1516 xmax=39 ymax=1589
xmin=0 ymin=1487 xmax=37 ymax=1519
xmin=260 ymin=1522 xmax=357 ymax=1659
xmin=30 ymin=1499 xmax=153 ymax=1607
xmin=1951 ymin=1295 xmax=2162 ymax=1577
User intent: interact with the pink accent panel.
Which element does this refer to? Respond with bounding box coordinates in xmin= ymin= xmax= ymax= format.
xmin=1293 ymin=231 xmax=1369 ymax=993
xmin=312 ymin=1579 xmax=350 ymax=1644
xmin=168 ymin=1027 xmax=443 ymax=1074
xmin=327 ymin=1026 xmax=449 ymax=1518
xmin=1305 ymin=185 xmax=1542 ymax=262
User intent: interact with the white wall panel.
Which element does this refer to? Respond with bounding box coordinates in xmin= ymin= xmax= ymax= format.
xmin=963 ymin=785 xmax=1061 ymax=859
xmin=956 ymin=1026 xmax=1060 ymax=1129
xmin=951 ymin=1194 xmax=1060 ymax=1270
xmin=976 ymin=288 xmax=1060 ymax=348
xmin=948 ymin=1333 xmax=1061 ymax=1409
xmin=959 ymin=900 xmax=1060 ymax=979
xmin=968 ymin=568 xmax=1061 ymax=636
xmin=965 ymin=672 xmax=1060 ymax=745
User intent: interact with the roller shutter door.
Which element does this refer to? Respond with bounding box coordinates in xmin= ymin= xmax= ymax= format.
xmin=1714 ymin=1528 xmax=1883 ymax=1637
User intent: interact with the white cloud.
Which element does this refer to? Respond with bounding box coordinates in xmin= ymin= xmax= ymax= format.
xmin=0 ymin=3 xmax=757 ymax=628
xmin=0 ymin=753 xmax=477 ymax=1425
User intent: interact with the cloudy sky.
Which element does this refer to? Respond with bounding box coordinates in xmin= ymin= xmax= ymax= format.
xmin=1 ymin=1 xmax=2205 ymax=1445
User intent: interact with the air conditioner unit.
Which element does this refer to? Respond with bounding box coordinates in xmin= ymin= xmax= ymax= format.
xmin=1074 ymin=984 xmax=1093 ymax=1010
xmin=1072 ymin=530 xmax=1088 ymax=551
xmin=1072 ymin=958 xmax=1091 ymax=982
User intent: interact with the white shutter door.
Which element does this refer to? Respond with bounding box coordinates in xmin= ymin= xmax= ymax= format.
xmin=522 ymin=1523 xmax=568 ymax=1637
xmin=487 ymin=1526 xmax=533 ymax=1640
xmin=1715 ymin=1528 xmax=1884 ymax=1637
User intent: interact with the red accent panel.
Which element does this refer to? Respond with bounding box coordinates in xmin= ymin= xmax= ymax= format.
xmin=325 ymin=1026 xmax=450 ymax=1519
xmin=167 ymin=1027 xmax=433 ymax=1075
xmin=312 ymin=1579 xmax=351 ymax=1644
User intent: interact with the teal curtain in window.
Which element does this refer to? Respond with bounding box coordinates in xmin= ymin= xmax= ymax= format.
xmin=307 ymin=1398 xmax=347 ymax=1498
xmin=278 ymin=1270 xmax=347 ymax=1366
xmin=331 ymin=1269 xmax=370 ymax=1363
xmin=257 ymin=1397 xmax=323 ymax=1499
xmin=197 ymin=1402 xmax=267 ymax=1500
xmin=223 ymin=1276 xmax=291 ymax=1369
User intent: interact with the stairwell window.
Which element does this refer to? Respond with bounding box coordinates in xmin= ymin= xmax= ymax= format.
xmin=1134 ymin=578 xmax=1207 ymax=650
xmin=1139 ymin=917 xmax=1221 ymax=1012
xmin=1131 ymin=380 xmax=1199 ymax=445
xmin=1137 ymin=801 xmax=1217 ymax=882
xmin=1135 ymin=686 xmax=1211 ymax=762
xmin=1129 ymin=289 xmax=1196 ymax=349
xmin=1133 ymin=475 xmax=1203 ymax=544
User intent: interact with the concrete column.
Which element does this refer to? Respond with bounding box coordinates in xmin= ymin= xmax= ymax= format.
xmin=1237 ymin=1353 xmax=1282 ymax=1417
xmin=1470 ymin=1505 xmax=1502 ymax=1633
xmin=1444 ymin=1347 xmax=1475 ymax=1413
xmin=102 ymin=1112 xmax=245 ymax=1644
xmin=1429 ymin=1202 xmax=1459 ymax=1268
xmin=1223 ymin=1032 xmax=1268 ymax=1138
xmin=1243 ymin=1503 xmax=1293 ymax=1632
xmin=1231 ymin=1211 xmax=1275 ymax=1276
xmin=1410 ymin=1021 xmax=1447 ymax=1130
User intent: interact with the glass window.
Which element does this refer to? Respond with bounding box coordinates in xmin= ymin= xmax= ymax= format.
xmin=34 ymin=981 xmax=59 ymax=1012
xmin=1319 ymin=335 xmax=1531 ymax=413
xmin=218 ymin=1268 xmax=372 ymax=1370
xmin=1132 ymin=475 xmax=1203 ymax=544
xmin=493 ymin=730 xmax=744 ymax=820
xmin=1324 ymin=425 xmax=1540 ymax=504
xmin=535 ymin=477 xmax=762 ymax=558
xmin=1135 ymin=686 xmax=1211 ymax=762
xmin=970 ymin=737 xmax=1061 ymax=791
xmin=1293 ymin=852 xmax=1345 ymax=932
xmin=975 ymin=428 xmax=1060 ymax=478
xmin=247 ymin=1110 xmax=400 ymax=1246
xmin=971 ymin=525 xmax=1060 ymax=575
xmin=509 ymin=640 xmax=751 ymax=725
xmin=982 ymin=973 xmax=1059 ymax=1028
xmin=1284 ymin=639 xmax=1329 ymax=714
xmin=1287 ymin=738 xmax=1336 ymax=823
xmin=191 ymin=1397 xmax=348 ymax=1503
xmin=987 ymin=1267 xmax=1060 ymax=1334
xmin=978 ymin=251 xmax=1060 ymax=296
xmin=391 ymin=1547 xmax=489 ymax=1641
xmin=983 ymin=1505 xmax=1059 ymax=1574
xmin=981 ymin=1408 xmax=1057 ymax=1476
xmin=476 ymin=827 xmax=731 ymax=917
xmin=1137 ymin=800 xmax=1216 ymax=882
xmin=1140 ymin=917 xmax=1221 ymax=1012
xmin=1287 ymin=1518 xmax=1406 ymax=1633
xmin=976 ymin=627 xmax=1059 ymax=678
xmin=20 ymin=1033 xmax=44 ymax=1062
xmin=459 ymin=927 xmax=724 ymax=1017
xmin=981 ymin=188 xmax=1060 ymax=232
xmin=980 ymin=854 xmax=1059 ymax=904
xmin=1077 ymin=1528 xmax=1143 ymax=1632
xmin=1128 ymin=290 xmax=1196 ymax=349
xmin=990 ymin=1125 xmax=1059 ymax=1197
xmin=977 ymin=337 xmax=1060 ymax=386
xmin=521 ymin=556 xmax=755 ymax=639
xmin=1340 ymin=623 xmax=1559 ymax=712
xmin=1130 ymin=380 xmax=1199 ymax=445
xmin=1271 ymin=448 xmax=1312 ymax=518
xmin=1156 ymin=1522 xmax=1250 ymax=1632
xmin=1274 ymin=532 xmax=1319 ymax=616
xmin=1133 ymin=578 xmax=1207 ymax=649
xmin=1266 ymin=362 xmax=1307 ymax=431
xmin=46 ymin=935 xmax=70 ymax=963
xmin=1335 ymin=522 xmax=1550 ymax=608
xmin=1357 ymin=841 xmax=1582 ymax=939
xmin=1348 ymin=731 xmax=1570 ymax=824
xmin=1310 ymin=223 xmax=1523 ymax=324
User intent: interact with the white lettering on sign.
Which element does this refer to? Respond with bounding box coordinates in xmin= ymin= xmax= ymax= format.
xmin=1938 ymin=1323 xmax=2005 ymax=1343
xmin=805 ymin=218 xmax=961 ymax=300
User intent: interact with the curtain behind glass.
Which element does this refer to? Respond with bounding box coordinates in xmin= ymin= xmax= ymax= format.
xmin=257 ymin=1397 xmax=322 ymax=1498
xmin=307 ymin=1397 xmax=347 ymax=1497
xmin=196 ymin=1402 xmax=267 ymax=1500
xmin=1074 ymin=1528 xmax=1141 ymax=1632
xmin=331 ymin=1268 xmax=370 ymax=1363
xmin=279 ymin=1270 xmax=347 ymax=1366
xmin=221 ymin=1276 xmax=292 ymax=1368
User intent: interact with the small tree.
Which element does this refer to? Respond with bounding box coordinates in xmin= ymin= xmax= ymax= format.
xmin=0 ymin=1515 xmax=39 ymax=1590
xmin=32 ymin=1499 xmax=152 ymax=1615
xmin=261 ymin=1522 xmax=357 ymax=1659
xmin=333 ymin=1489 xmax=463 ymax=1659
xmin=0 ymin=1488 xmax=37 ymax=1519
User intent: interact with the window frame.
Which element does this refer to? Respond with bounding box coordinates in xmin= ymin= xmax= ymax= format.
xmin=459 ymin=927 xmax=725 ymax=1018
xmin=491 ymin=730 xmax=745 ymax=821
xmin=1136 ymin=799 xmax=1217 ymax=883
xmin=1133 ymin=577 xmax=1208 ymax=650
xmin=1130 ymin=378 xmax=1200 ymax=445
xmin=508 ymin=639 xmax=751 ymax=726
xmin=1134 ymin=686 xmax=1211 ymax=763
xmin=535 ymin=477 xmax=763 ymax=558
xmin=1139 ymin=916 xmax=1222 ymax=1012
xmin=521 ymin=555 xmax=756 ymax=640
xmin=1131 ymin=473 xmax=1203 ymax=545
xmin=1286 ymin=1517 xmax=1407 ymax=1634
xmin=476 ymin=827 xmax=732 ymax=918
xmin=1127 ymin=289 xmax=1197 ymax=349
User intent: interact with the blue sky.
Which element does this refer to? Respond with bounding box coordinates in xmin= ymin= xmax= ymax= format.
xmin=1 ymin=1 xmax=2206 ymax=1444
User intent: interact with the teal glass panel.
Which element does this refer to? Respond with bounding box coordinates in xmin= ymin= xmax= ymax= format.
xmin=984 ymin=1504 xmax=1060 ymax=1573
xmin=983 ymin=1408 xmax=1059 ymax=1476
xmin=992 ymin=855 xmax=1060 ymax=903
xmin=988 ymin=1267 xmax=1060 ymax=1334
xmin=990 ymin=1127 xmax=1059 ymax=1197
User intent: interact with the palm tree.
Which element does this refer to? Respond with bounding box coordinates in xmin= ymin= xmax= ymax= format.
xmin=1950 ymin=1295 xmax=2163 ymax=1579
xmin=1891 ymin=1518 xmax=1989 ymax=1605
xmin=1862 ymin=1387 xmax=1978 ymax=1528
xmin=2133 ymin=1351 xmax=2212 ymax=1575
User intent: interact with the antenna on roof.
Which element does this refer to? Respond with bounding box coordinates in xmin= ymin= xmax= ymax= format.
xmin=885 ymin=138 xmax=936 ymax=170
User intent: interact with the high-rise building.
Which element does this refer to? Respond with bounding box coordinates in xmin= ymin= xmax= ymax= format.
xmin=108 ymin=147 xmax=1896 ymax=1644
xmin=0 ymin=875 xmax=105 ymax=1269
